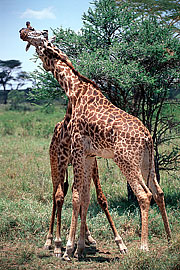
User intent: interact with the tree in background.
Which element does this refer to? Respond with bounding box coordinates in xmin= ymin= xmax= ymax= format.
xmin=53 ymin=0 xmax=179 ymax=180
xmin=0 ymin=60 xmax=31 ymax=104
xmin=29 ymin=66 xmax=66 ymax=106
xmin=116 ymin=0 xmax=180 ymax=36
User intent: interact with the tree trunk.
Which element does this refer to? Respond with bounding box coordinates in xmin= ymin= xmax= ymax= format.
xmin=3 ymin=90 xmax=8 ymax=104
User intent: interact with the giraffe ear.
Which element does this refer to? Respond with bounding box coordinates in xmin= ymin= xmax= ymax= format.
xmin=26 ymin=42 xmax=31 ymax=51
xmin=49 ymin=35 xmax=56 ymax=43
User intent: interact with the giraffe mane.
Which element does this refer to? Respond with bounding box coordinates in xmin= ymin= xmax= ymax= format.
xmin=46 ymin=42 xmax=100 ymax=90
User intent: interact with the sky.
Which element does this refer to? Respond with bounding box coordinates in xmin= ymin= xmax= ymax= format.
xmin=0 ymin=0 xmax=91 ymax=75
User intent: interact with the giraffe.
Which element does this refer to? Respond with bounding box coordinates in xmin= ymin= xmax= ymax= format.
xmin=45 ymin=109 xmax=123 ymax=257
xmin=19 ymin=27 xmax=126 ymax=257
xmin=19 ymin=27 xmax=171 ymax=261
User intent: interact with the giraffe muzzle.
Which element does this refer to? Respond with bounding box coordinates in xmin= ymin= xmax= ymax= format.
xmin=19 ymin=28 xmax=30 ymax=41
xmin=19 ymin=28 xmax=31 ymax=51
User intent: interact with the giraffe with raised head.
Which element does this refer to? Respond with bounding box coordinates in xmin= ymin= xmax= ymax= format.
xmin=45 ymin=107 xmax=123 ymax=257
xmin=19 ymin=27 xmax=171 ymax=261
xmin=19 ymin=27 xmax=126 ymax=257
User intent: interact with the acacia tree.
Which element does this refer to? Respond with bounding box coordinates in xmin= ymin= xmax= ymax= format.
xmin=116 ymin=0 xmax=180 ymax=36
xmin=53 ymin=0 xmax=179 ymax=180
xmin=32 ymin=0 xmax=179 ymax=198
xmin=0 ymin=60 xmax=30 ymax=104
xmin=29 ymin=66 xmax=66 ymax=105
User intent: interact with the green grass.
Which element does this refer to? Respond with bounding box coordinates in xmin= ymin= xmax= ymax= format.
xmin=0 ymin=104 xmax=180 ymax=270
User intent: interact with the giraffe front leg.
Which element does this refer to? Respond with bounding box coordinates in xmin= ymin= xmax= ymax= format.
xmin=63 ymin=151 xmax=84 ymax=261
xmin=62 ymin=188 xmax=81 ymax=261
xmin=53 ymin=182 xmax=65 ymax=257
xmin=44 ymin=194 xmax=56 ymax=250
xmin=130 ymin=177 xmax=152 ymax=251
xmin=74 ymin=157 xmax=94 ymax=259
xmin=44 ymin=193 xmax=56 ymax=250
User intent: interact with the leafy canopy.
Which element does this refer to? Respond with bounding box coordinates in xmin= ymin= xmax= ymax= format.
xmin=116 ymin=0 xmax=180 ymax=36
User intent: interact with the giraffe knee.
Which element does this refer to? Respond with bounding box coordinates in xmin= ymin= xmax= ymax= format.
xmin=138 ymin=192 xmax=152 ymax=210
xmin=154 ymin=190 xmax=165 ymax=205
xmin=72 ymin=191 xmax=81 ymax=209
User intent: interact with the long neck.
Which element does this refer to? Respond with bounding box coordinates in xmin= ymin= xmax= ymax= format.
xmin=35 ymin=41 xmax=100 ymax=106
xmin=53 ymin=60 xmax=81 ymax=98
xmin=36 ymin=44 xmax=82 ymax=100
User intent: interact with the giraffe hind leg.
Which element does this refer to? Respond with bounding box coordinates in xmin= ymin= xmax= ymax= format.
xmin=44 ymin=129 xmax=60 ymax=251
xmin=148 ymin=175 xmax=171 ymax=241
xmin=64 ymin=168 xmax=69 ymax=197
xmin=141 ymin=153 xmax=171 ymax=242
xmin=54 ymin=182 xmax=65 ymax=257
xmin=92 ymin=158 xmax=127 ymax=253
xmin=114 ymin=153 xmax=152 ymax=251
xmin=53 ymin=167 xmax=69 ymax=257
xmin=44 ymin=192 xmax=56 ymax=250
xmin=130 ymin=174 xmax=152 ymax=251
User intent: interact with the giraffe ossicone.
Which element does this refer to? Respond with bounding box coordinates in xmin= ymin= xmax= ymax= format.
xmin=19 ymin=27 xmax=171 ymax=261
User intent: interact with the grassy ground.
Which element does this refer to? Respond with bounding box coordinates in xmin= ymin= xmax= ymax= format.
xmin=0 ymin=104 xmax=180 ymax=270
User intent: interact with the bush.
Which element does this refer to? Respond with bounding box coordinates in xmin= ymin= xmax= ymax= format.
xmin=8 ymin=90 xmax=26 ymax=110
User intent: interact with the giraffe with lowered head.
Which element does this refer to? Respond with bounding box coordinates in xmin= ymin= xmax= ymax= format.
xmin=19 ymin=27 xmax=171 ymax=261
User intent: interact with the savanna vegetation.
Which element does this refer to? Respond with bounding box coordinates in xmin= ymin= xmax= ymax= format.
xmin=0 ymin=0 xmax=180 ymax=269
xmin=0 ymin=103 xmax=180 ymax=270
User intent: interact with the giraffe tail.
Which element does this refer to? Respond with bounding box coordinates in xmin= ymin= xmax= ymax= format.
xmin=64 ymin=168 xmax=69 ymax=197
xmin=144 ymin=136 xmax=154 ymax=189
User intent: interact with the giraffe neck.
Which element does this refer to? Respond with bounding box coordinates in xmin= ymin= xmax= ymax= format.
xmin=36 ymin=44 xmax=82 ymax=102
xmin=36 ymin=41 xmax=99 ymax=105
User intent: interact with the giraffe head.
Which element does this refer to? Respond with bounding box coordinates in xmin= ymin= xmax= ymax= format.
xmin=19 ymin=28 xmax=48 ymax=51
xmin=19 ymin=27 xmax=60 ymax=71
xmin=19 ymin=26 xmax=73 ymax=71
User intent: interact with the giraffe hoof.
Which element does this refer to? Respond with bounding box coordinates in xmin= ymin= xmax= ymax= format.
xmin=85 ymin=231 xmax=97 ymax=247
xmin=119 ymin=245 xmax=128 ymax=254
xmin=62 ymin=253 xmax=71 ymax=262
xmin=115 ymin=237 xmax=127 ymax=254
xmin=120 ymin=248 xmax=128 ymax=254
xmin=74 ymin=250 xmax=85 ymax=260
xmin=85 ymin=237 xmax=97 ymax=247
xmin=44 ymin=238 xmax=53 ymax=250
xmin=54 ymin=252 xmax=61 ymax=258
xmin=44 ymin=244 xmax=52 ymax=250
xmin=43 ymin=245 xmax=51 ymax=250
xmin=140 ymin=245 xmax=149 ymax=251
xmin=54 ymin=249 xmax=62 ymax=257
xmin=54 ymin=247 xmax=62 ymax=257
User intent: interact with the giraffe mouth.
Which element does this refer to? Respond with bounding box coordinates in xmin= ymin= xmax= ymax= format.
xmin=19 ymin=28 xmax=49 ymax=51
xmin=19 ymin=28 xmax=33 ymax=51
xmin=19 ymin=28 xmax=31 ymax=41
